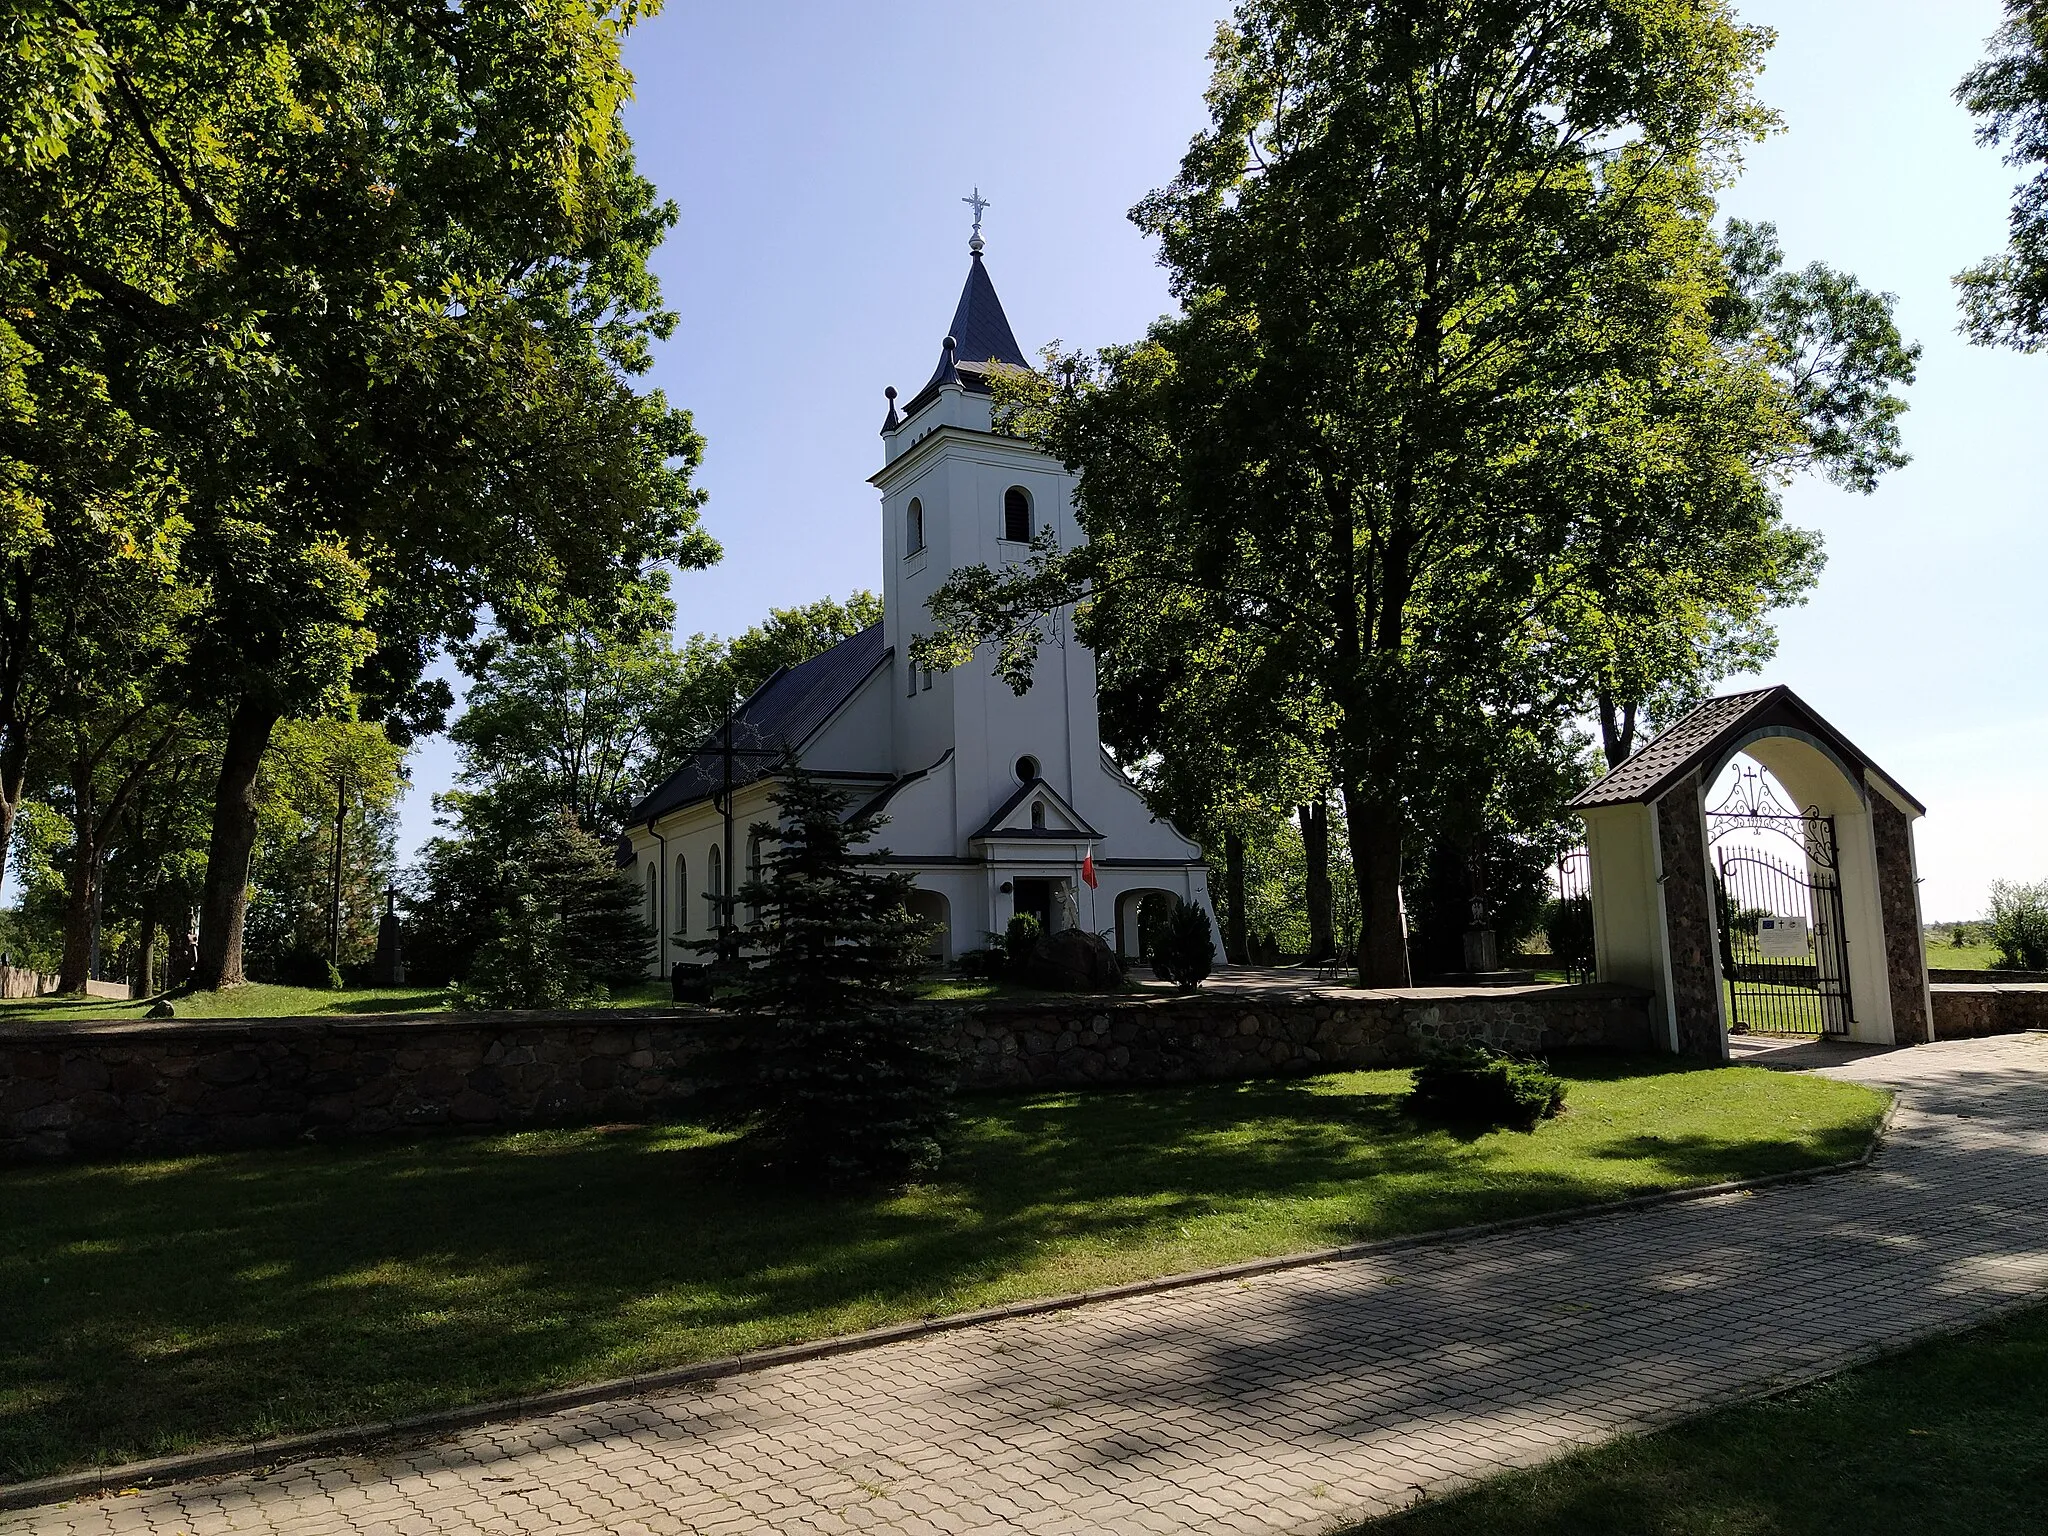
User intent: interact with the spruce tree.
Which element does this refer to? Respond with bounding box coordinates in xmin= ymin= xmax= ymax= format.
xmin=721 ymin=761 xmax=952 ymax=1185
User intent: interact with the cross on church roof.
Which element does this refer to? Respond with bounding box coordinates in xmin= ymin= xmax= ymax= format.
xmin=963 ymin=186 xmax=990 ymax=251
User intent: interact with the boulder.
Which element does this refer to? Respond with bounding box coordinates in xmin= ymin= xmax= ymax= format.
xmin=1024 ymin=929 xmax=1124 ymax=993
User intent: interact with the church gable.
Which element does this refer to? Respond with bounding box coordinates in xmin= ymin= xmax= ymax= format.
xmin=970 ymin=778 xmax=1100 ymax=842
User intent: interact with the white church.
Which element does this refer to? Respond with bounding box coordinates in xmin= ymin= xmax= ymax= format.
xmin=621 ymin=215 xmax=1216 ymax=972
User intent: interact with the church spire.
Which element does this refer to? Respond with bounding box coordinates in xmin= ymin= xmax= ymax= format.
xmin=902 ymin=196 xmax=1029 ymax=415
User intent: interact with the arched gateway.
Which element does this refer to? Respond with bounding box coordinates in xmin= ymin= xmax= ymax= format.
xmin=1568 ymin=687 xmax=1932 ymax=1059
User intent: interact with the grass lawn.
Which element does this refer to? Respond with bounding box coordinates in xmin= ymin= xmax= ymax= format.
xmin=0 ymin=980 xmax=678 ymax=1026
xmin=0 ymin=1060 xmax=1882 ymax=1482
xmin=1349 ymin=1302 xmax=2048 ymax=1536
xmin=1927 ymin=943 xmax=2003 ymax=971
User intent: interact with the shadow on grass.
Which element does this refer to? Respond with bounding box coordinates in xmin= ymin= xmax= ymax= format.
xmin=0 ymin=1059 xmax=1883 ymax=1482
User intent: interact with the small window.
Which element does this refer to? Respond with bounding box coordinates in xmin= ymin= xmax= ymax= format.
xmin=644 ymin=864 xmax=657 ymax=929
xmin=674 ymin=854 xmax=688 ymax=936
xmin=1031 ymin=801 xmax=1046 ymax=831
xmin=1003 ymin=485 xmax=1032 ymax=542
xmin=1014 ymin=755 xmax=1039 ymax=783
xmin=906 ymin=497 xmax=924 ymax=555
xmin=921 ymin=666 xmax=933 ymax=692
xmin=706 ymin=845 xmax=723 ymax=931
xmin=908 ymin=659 xmax=918 ymax=696
xmin=746 ymin=833 xmax=763 ymax=922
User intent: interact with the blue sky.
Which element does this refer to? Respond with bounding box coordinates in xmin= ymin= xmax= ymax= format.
xmin=388 ymin=0 xmax=2046 ymax=922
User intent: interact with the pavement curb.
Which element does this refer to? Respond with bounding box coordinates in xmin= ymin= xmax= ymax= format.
xmin=0 ymin=1086 xmax=1900 ymax=1514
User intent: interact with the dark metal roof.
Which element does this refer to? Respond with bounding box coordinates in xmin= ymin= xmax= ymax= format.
xmin=626 ymin=624 xmax=889 ymax=827
xmin=903 ymin=252 xmax=1030 ymax=415
xmin=1568 ymin=685 xmax=1923 ymax=814
xmin=967 ymin=777 xmax=1102 ymax=842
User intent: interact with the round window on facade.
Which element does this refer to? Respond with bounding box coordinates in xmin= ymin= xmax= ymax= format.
xmin=1015 ymin=755 xmax=1039 ymax=783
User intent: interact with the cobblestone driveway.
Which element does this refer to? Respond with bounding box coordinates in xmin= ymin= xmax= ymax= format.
xmin=12 ymin=1033 xmax=2048 ymax=1536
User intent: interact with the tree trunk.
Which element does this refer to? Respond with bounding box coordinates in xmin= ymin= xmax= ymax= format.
xmin=57 ymin=844 xmax=103 ymax=992
xmin=1223 ymin=829 xmax=1247 ymax=965
xmin=135 ymin=890 xmax=160 ymax=1000
xmin=1341 ymin=784 xmax=1411 ymax=988
xmin=327 ymin=774 xmax=348 ymax=971
xmin=194 ymin=697 xmax=282 ymax=990
xmin=1597 ymin=691 xmax=1638 ymax=768
xmin=0 ymin=748 xmax=25 ymax=899
xmin=1300 ymin=799 xmax=1332 ymax=961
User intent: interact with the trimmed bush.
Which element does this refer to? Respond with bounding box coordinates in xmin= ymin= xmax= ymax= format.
xmin=1407 ymin=1044 xmax=1566 ymax=1130
xmin=1154 ymin=899 xmax=1216 ymax=992
xmin=1004 ymin=913 xmax=1043 ymax=974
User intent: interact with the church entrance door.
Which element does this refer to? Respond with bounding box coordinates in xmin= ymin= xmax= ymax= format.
xmin=1013 ymin=878 xmax=1056 ymax=933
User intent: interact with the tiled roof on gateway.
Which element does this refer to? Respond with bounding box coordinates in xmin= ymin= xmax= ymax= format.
xmin=623 ymin=623 xmax=889 ymax=828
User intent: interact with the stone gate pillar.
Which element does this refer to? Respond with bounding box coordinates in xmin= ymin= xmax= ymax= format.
xmin=1654 ymin=773 xmax=1729 ymax=1061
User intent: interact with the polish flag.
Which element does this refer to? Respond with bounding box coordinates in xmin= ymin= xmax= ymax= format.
xmin=1081 ymin=851 xmax=1099 ymax=889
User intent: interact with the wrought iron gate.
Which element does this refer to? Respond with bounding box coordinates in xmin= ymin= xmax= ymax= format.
xmin=1708 ymin=770 xmax=1852 ymax=1037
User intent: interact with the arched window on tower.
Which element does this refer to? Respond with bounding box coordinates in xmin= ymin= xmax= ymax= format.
xmin=1003 ymin=486 xmax=1032 ymax=542
xmin=674 ymin=853 xmax=688 ymax=936
xmin=906 ymin=497 xmax=925 ymax=555
xmin=1031 ymin=801 xmax=1046 ymax=831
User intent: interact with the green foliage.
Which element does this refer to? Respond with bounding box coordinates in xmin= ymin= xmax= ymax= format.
xmin=1957 ymin=3 xmax=2048 ymax=349
xmin=921 ymin=0 xmax=1787 ymax=985
xmin=1544 ymin=895 xmax=1596 ymax=980
xmin=1003 ymin=913 xmax=1043 ymax=974
xmin=1154 ymin=900 xmax=1216 ymax=992
xmin=648 ymin=591 xmax=882 ymax=764
xmin=1408 ymin=1046 xmax=1567 ymax=1131
xmin=446 ymin=813 xmax=652 ymax=1012
xmin=712 ymin=763 xmax=953 ymax=1186
xmin=1987 ymin=879 xmax=2048 ymax=971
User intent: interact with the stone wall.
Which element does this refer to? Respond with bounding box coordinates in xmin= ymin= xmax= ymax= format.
xmin=1870 ymin=795 xmax=1933 ymax=1045
xmin=1656 ymin=774 xmax=1727 ymax=1061
xmin=0 ymin=985 xmax=1652 ymax=1163
xmin=1929 ymin=984 xmax=2048 ymax=1041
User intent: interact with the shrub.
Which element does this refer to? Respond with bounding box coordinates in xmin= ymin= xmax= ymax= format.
xmin=447 ymin=813 xmax=652 ymax=1010
xmin=1544 ymin=894 xmax=1594 ymax=979
xmin=1988 ymin=880 xmax=2048 ymax=971
xmin=1153 ymin=899 xmax=1216 ymax=991
xmin=1003 ymin=913 xmax=1043 ymax=974
xmin=1407 ymin=1044 xmax=1566 ymax=1130
xmin=954 ymin=945 xmax=1005 ymax=979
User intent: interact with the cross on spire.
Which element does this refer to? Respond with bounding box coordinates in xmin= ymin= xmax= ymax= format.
xmin=962 ymin=186 xmax=990 ymax=250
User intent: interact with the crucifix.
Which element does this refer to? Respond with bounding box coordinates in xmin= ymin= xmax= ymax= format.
xmin=962 ymin=186 xmax=990 ymax=240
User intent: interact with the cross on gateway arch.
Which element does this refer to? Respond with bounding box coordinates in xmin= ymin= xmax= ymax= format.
xmin=1567 ymin=686 xmax=1932 ymax=1060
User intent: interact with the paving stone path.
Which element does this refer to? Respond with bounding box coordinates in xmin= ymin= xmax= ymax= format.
xmin=12 ymin=1033 xmax=2048 ymax=1536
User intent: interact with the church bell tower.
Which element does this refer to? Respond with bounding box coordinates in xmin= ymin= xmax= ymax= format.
xmin=870 ymin=201 xmax=1103 ymax=846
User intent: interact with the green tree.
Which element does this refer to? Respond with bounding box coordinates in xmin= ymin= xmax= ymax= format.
xmin=1958 ymin=2 xmax=2048 ymax=348
xmin=452 ymin=584 xmax=686 ymax=842
xmin=716 ymin=761 xmax=951 ymax=1186
xmin=922 ymin=0 xmax=1778 ymax=985
xmin=448 ymin=812 xmax=654 ymax=1011
xmin=649 ymin=591 xmax=883 ymax=763
xmin=2 ymin=1 xmax=717 ymax=990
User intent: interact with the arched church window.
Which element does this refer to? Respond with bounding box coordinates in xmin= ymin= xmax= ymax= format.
xmin=674 ymin=853 xmax=688 ymax=936
xmin=906 ymin=497 xmax=925 ymax=555
xmin=1003 ymin=485 xmax=1032 ymax=542
xmin=644 ymin=863 xmax=657 ymax=929
xmin=746 ymin=833 xmax=763 ymax=922
xmin=707 ymin=845 xmax=723 ymax=933
xmin=1031 ymin=801 xmax=1046 ymax=831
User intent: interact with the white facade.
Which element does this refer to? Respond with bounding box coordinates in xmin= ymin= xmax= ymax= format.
xmin=623 ymin=243 xmax=1215 ymax=971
